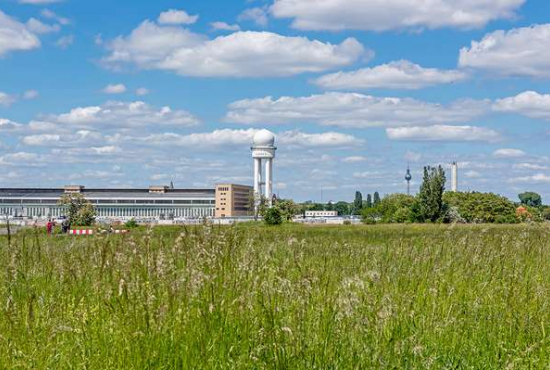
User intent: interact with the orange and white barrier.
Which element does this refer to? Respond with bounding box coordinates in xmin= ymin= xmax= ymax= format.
xmin=70 ymin=229 xmax=94 ymax=235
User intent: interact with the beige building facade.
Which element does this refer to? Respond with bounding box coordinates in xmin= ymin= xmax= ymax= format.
xmin=215 ymin=184 xmax=254 ymax=218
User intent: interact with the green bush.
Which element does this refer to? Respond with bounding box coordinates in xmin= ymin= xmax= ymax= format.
xmin=543 ymin=207 xmax=550 ymax=221
xmin=443 ymin=192 xmax=517 ymax=223
xmin=125 ymin=219 xmax=139 ymax=229
xmin=263 ymin=207 xmax=283 ymax=225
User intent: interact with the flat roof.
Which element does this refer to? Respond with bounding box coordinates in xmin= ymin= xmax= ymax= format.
xmin=0 ymin=188 xmax=215 ymax=199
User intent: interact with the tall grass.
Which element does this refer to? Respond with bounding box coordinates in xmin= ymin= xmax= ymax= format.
xmin=0 ymin=224 xmax=548 ymax=369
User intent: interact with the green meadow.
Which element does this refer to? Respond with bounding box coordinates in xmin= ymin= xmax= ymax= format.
xmin=0 ymin=224 xmax=548 ymax=369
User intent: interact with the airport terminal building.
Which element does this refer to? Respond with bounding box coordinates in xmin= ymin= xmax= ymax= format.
xmin=0 ymin=184 xmax=253 ymax=221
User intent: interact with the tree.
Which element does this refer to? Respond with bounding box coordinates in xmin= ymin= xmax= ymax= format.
xmin=377 ymin=194 xmax=415 ymax=223
xmin=334 ymin=201 xmax=350 ymax=216
xmin=366 ymin=194 xmax=373 ymax=208
xmin=361 ymin=207 xmax=381 ymax=225
xmin=353 ymin=191 xmax=363 ymax=215
xmin=413 ymin=166 xmax=446 ymax=223
xmin=373 ymin=192 xmax=381 ymax=207
xmin=443 ymin=191 xmax=517 ymax=224
xmin=263 ymin=207 xmax=283 ymax=225
xmin=326 ymin=201 xmax=335 ymax=211
xmin=519 ymin=192 xmax=542 ymax=207
xmin=275 ymin=199 xmax=300 ymax=221
xmin=58 ymin=193 xmax=96 ymax=226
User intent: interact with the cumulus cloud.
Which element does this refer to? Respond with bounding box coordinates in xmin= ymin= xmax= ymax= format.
xmin=43 ymin=101 xmax=200 ymax=129
xmin=0 ymin=118 xmax=22 ymax=131
xmin=509 ymin=173 xmax=550 ymax=184
xmin=19 ymin=0 xmax=63 ymax=3
xmin=342 ymin=156 xmax=368 ymax=163
xmin=143 ymin=128 xmax=361 ymax=148
xmin=0 ymin=10 xmax=41 ymax=56
xmin=158 ymin=9 xmax=199 ymax=25
xmin=26 ymin=18 xmax=60 ymax=34
xmin=493 ymin=91 xmax=550 ymax=120
xmin=493 ymin=148 xmax=526 ymax=158
xmin=135 ymin=87 xmax=149 ymax=96
xmin=40 ymin=9 xmax=70 ymax=26
xmin=314 ymin=60 xmax=467 ymax=90
xmin=56 ymin=35 xmax=74 ymax=49
xmin=226 ymin=92 xmax=489 ymax=128
xmin=210 ymin=22 xmax=241 ymax=32
xmin=459 ymin=24 xmax=550 ymax=77
xmin=386 ymin=125 xmax=502 ymax=142
xmin=103 ymin=84 xmax=127 ymax=94
xmin=270 ymin=0 xmax=525 ymax=31
xmin=23 ymin=90 xmax=39 ymax=100
xmin=278 ymin=130 xmax=363 ymax=147
xmin=22 ymin=134 xmax=61 ymax=146
xmin=103 ymin=17 xmax=365 ymax=77
xmin=0 ymin=92 xmax=16 ymax=107
xmin=239 ymin=7 xmax=269 ymax=27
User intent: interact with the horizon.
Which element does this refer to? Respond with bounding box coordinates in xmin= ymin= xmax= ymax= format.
xmin=1 ymin=0 xmax=550 ymax=203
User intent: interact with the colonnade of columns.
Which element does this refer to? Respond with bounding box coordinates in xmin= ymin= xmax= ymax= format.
xmin=253 ymin=157 xmax=274 ymax=204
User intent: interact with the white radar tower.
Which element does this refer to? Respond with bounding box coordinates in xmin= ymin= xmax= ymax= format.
xmin=251 ymin=129 xmax=277 ymax=209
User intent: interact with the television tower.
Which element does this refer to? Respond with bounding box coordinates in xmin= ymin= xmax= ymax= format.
xmin=405 ymin=165 xmax=412 ymax=195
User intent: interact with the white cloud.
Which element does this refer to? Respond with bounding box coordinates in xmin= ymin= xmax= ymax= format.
xmin=465 ymin=170 xmax=481 ymax=178
xmin=239 ymin=7 xmax=269 ymax=27
xmin=513 ymin=163 xmax=549 ymax=171
xmin=459 ymin=24 xmax=550 ymax=77
xmin=386 ymin=125 xmax=502 ymax=142
xmin=270 ymin=0 xmax=525 ymax=31
xmin=40 ymin=9 xmax=70 ymax=26
xmin=135 ymin=87 xmax=149 ymax=96
xmin=509 ymin=173 xmax=550 ymax=184
xmin=158 ymin=9 xmax=199 ymax=25
xmin=493 ymin=148 xmax=526 ymax=158
xmin=22 ymin=134 xmax=61 ymax=146
xmin=0 ymin=118 xmax=22 ymax=131
xmin=493 ymin=91 xmax=550 ymax=120
xmin=404 ymin=150 xmax=422 ymax=162
xmin=342 ymin=156 xmax=368 ymax=163
xmin=0 ymin=10 xmax=41 ymax=56
xmin=23 ymin=90 xmax=39 ymax=100
xmin=210 ymin=22 xmax=241 ymax=32
xmin=278 ymin=130 xmax=363 ymax=147
xmin=56 ymin=35 xmax=74 ymax=49
xmin=103 ymin=19 xmax=365 ymax=77
xmin=26 ymin=18 xmax=60 ymax=34
xmin=103 ymin=83 xmax=127 ymax=94
xmin=143 ymin=128 xmax=361 ymax=148
xmin=46 ymin=101 xmax=200 ymax=129
xmin=18 ymin=0 xmax=63 ymax=4
xmin=314 ymin=60 xmax=467 ymax=90
xmin=226 ymin=92 xmax=489 ymax=128
xmin=0 ymin=92 xmax=16 ymax=107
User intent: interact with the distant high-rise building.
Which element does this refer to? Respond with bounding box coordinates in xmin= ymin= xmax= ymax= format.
xmin=451 ymin=162 xmax=458 ymax=192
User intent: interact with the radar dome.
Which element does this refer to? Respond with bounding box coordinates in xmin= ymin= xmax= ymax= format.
xmin=253 ymin=129 xmax=275 ymax=147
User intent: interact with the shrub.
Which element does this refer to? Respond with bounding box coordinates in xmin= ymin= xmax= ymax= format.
xmin=263 ymin=207 xmax=283 ymax=225
xmin=543 ymin=208 xmax=550 ymax=221
xmin=125 ymin=219 xmax=139 ymax=229
xmin=443 ymin=192 xmax=516 ymax=224
xmin=361 ymin=207 xmax=381 ymax=224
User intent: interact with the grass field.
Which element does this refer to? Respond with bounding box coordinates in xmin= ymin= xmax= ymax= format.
xmin=0 ymin=224 xmax=548 ymax=369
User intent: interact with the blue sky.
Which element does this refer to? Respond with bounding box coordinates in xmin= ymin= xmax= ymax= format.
xmin=1 ymin=0 xmax=549 ymax=202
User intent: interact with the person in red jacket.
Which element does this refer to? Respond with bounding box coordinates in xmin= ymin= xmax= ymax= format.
xmin=46 ymin=220 xmax=53 ymax=236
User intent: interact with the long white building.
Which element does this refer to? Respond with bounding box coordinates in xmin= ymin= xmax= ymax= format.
xmin=0 ymin=185 xmax=216 ymax=220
